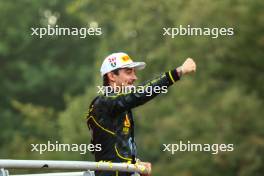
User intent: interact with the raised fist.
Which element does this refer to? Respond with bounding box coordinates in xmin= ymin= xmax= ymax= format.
xmin=181 ymin=58 xmax=196 ymax=75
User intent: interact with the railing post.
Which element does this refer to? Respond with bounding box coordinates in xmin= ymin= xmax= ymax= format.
xmin=0 ymin=169 xmax=9 ymax=176
xmin=83 ymin=171 xmax=94 ymax=176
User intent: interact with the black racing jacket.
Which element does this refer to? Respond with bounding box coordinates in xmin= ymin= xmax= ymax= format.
xmin=86 ymin=69 xmax=180 ymax=165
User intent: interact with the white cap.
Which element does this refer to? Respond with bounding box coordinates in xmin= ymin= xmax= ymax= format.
xmin=100 ymin=52 xmax=146 ymax=76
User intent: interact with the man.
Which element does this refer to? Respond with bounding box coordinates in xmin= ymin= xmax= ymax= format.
xmin=87 ymin=52 xmax=196 ymax=176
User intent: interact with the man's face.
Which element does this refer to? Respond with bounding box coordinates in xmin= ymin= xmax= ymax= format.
xmin=109 ymin=68 xmax=138 ymax=87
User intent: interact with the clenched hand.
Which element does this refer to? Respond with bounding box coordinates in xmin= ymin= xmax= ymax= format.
xmin=181 ymin=58 xmax=196 ymax=75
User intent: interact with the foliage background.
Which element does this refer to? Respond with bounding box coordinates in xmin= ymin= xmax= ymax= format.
xmin=0 ymin=0 xmax=264 ymax=175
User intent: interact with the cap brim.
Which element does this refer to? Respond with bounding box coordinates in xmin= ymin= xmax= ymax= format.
xmin=121 ymin=62 xmax=146 ymax=70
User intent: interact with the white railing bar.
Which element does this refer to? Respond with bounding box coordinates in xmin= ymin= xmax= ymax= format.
xmin=11 ymin=171 xmax=93 ymax=176
xmin=0 ymin=159 xmax=150 ymax=174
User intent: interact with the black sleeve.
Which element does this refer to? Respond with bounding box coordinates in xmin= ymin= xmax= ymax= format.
xmin=95 ymin=69 xmax=180 ymax=115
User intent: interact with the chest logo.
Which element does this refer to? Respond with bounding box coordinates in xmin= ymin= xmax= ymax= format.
xmin=124 ymin=114 xmax=131 ymax=128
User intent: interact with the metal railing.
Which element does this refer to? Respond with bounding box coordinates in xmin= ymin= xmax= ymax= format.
xmin=0 ymin=159 xmax=151 ymax=176
xmin=1 ymin=170 xmax=93 ymax=176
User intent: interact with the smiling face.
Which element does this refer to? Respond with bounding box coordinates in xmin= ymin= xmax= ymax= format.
xmin=107 ymin=68 xmax=138 ymax=88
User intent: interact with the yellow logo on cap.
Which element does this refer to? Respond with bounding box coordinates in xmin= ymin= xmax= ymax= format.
xmin=121 ymin=55 xmax=132 ymax=63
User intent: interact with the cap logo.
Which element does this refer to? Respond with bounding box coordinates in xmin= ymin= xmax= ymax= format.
xmin=121 ymin=55 xmax=132 ymax=63
xmin=108 ymin=57 xmax=116 ymax=67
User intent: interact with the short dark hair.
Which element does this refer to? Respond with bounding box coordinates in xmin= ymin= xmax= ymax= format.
xmin=103 ymin=69 xmax=120 ymax=86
